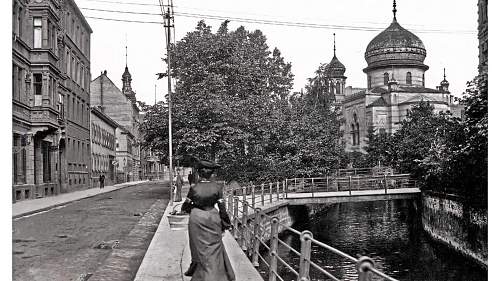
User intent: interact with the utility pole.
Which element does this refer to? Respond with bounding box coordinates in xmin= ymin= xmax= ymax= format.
xmin=159 ymin=0 xmax=175 ymax=205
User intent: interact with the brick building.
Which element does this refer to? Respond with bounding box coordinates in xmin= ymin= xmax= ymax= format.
xmin=12 ymin=0 xmax=92 ymax=201
xmin=90 ymin=69 xmax=141 ymax=182
xmin=90 ymin=107 xmax=118 ymax=187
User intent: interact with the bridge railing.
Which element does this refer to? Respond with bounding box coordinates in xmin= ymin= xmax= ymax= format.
xmin=224 ymin=177 xmax=404 ymax=281
xmin=284 ymin=174 xmax=417 ymax=197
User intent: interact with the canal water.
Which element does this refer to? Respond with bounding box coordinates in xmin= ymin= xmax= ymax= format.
xmin=258 ymin=199 xmax=487 ymax=281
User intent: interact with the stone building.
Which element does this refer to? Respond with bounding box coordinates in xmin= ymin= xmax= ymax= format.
xmin=90 ymin=107 xmax=118 ymax=187
xmin=90 ymin=68 xmax=141 ymax=182
xmin=478 ymin=0 xmax=487 ymax=75
xmin=115 ymin=125 xmax=136 ymax=183
xmin=12 ymin=0 xmax=92 ymax=201
xmin=321 ymin=1 xmax=463 ymax=153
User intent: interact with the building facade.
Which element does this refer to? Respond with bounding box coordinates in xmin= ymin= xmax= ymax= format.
xmin=325 ymin=1 xmax=463 ymax=153
xmin=90 ymin=107 xmax=118 ymax=187
xmin=115 ymin=126 xmax=136 ymax=183
xmin=89 ymin=69 xmax=141 ymax=182
xmin=12 ymin=0 xmax=91 ymax=201
xmin=478 ymin=0 xmax=487 ymax=75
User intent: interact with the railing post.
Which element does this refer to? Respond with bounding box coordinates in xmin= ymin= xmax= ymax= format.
xmin=252 ymin=208 xmax=262 ymax=267
xmin=298 ymin=230 xmax=313 ymax=281
xmin=233 ymin=198 xmax=239 ymax=240
xmin=242 ymin=201 xmax=249 ymax=251
xmin=282 ymin=181 xmax=286 ymax=200
xmin=261 ymin=183 xmax=265 ymax=206
xmin=326 ymin=175 xmax=329 ymax=192
xmin=243 ymin=186 xmax=247 ymax=203
xmin=228 ymin=190 xmax=234 ymax=218
xmin=251 ymin=184 xmax=256 ymax=209
xmin=384 ymin=174 xmax=388 ymax=194
xmin=286 ymin=179 xmax=289 ymax=199
xmin=349 ymin=176 xmax=352 ymax=196
xmin=302 ymin=177 xmax=304 ymax=191
xmin=294 ymin=177 xmax=297 ymax=191
xmin=311 ymin=178 xmax=315 ymax=198
xmin=357 ymin=256 xmax=375 ymax=281
xmin=269 ymin=182 xmax=273 ymax=203
xmin=269 ymin=217 xmax=279 ymax=281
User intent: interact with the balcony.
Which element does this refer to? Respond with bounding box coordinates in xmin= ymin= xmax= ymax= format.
xmin=31 ymin=106 xmax=59 ymax=129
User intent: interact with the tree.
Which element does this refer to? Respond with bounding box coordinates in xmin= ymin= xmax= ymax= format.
xmin=141 ymin=21 xmax=295 ymax=183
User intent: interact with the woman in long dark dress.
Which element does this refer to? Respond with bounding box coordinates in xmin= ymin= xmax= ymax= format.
xmin=181 ymin=160 xmax=235 ymax=281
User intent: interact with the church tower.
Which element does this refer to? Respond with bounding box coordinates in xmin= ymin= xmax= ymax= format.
xmin=122 ymin=45 xmax=137 ymax=103
xmin=325 ymin=33 xmax=346 ymax=104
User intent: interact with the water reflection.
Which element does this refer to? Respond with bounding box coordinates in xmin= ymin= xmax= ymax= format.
xmin=257 ymin=199 xmax=487 ymax=281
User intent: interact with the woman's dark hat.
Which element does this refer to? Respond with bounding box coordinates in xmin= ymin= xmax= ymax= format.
xmin=196 ymin=159 xmax=222 ymax=169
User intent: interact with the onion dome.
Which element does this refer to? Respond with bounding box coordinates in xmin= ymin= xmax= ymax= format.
xmin=326 ymin=55 xmax=346 ymax=78
xmin=325 ymin=33 xmax=346 ymax=78
xmin=440 ymin=68 xmax=449 ymax=87
xmin=363 ymin=0 xmax=428 ymax=72
xmin=122 ymin=66 xmax=131 ymax=80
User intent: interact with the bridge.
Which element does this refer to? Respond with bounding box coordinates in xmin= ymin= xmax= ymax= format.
xmin=224 ymin=173 xmax=421 ymax=281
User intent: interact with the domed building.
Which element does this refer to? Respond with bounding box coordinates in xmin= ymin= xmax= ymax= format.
xmin=339 ymin=0 xmax=463 ymax=153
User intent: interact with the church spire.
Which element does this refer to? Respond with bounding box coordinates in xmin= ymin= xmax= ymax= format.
xmin=443 ymin=68 xmax=447 ymax=80
xmin=333 ymin=33 xmax=336 ymax=57
xmin=392 ymin=0 xmax=397 ymax=22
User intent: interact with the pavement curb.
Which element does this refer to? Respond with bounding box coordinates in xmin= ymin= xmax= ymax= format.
xmin=12 ymin=180 xmax=157 ymax=219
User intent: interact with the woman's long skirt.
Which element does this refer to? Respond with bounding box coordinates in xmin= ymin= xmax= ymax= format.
xmin=188 ymin=208 xmax=235 ymax=281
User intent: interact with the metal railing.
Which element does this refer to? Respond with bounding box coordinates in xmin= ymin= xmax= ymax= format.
xmin=284 ymin=174 xmax=417 ymax=197
xmin=223 ymin=174 xmax=416 ymax=281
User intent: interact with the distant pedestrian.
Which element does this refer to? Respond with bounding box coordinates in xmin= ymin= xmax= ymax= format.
xmin=188 ymin=171 xmax=194 ymax=187
xmin=99 ymin=174 xmax=105 ymax=189
xmin=174 ymin=172 xmax=183 ymax=202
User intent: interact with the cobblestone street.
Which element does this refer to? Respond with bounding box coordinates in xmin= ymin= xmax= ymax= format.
xmin=12 ymin=181 xmax=170 ymax=281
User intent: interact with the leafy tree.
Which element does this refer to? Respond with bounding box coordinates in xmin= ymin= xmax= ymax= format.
xmin=141 ymin=20 xmax=295 ymax=183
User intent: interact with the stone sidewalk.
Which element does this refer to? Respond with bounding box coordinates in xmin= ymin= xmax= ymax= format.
xmin=12 ymin=180 xmax=155 ymax=218
xmin=134 ymin=189 xmax=264 ymax=281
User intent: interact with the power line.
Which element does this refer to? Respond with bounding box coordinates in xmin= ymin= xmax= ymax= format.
xmin=80 ymin=7 xmax=475 ymax=34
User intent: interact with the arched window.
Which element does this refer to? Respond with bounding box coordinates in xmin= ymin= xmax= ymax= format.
xmin=367 ymin=75 xmax=372 ymax=89
xmin=422 ymin=73 xmax=425 ymax=87
xmin=356 ymin=123 xmax=360 ymax=145
xmin=384 ymin=73 xmax=389 ymax=85
xmin=336 ymin=81 xmax=341 ymax=95
xmin=351 ymin=124 xmax=356 ymax=145
xmin=406 ymin=72 xmax=412 ymax=85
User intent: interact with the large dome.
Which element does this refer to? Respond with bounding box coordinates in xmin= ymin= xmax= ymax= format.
xmin=364 ymin=20 xmax=428 ymax=72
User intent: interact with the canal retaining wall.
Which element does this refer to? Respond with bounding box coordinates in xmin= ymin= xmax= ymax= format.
xmin=421 ymin=191 xmax=487 ymax=268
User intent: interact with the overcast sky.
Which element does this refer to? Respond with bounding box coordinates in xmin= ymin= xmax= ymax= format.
xmin=75 ymin=0 xmax=479 ymax=106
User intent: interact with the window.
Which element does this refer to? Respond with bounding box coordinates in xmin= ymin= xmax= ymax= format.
xmin=406 ymin=72 xmax=412 ymax=85
xmin=19 ymin=8 xmax=23 ymax=37
xmin=367 ymin=75 xmax=371 ymax=89
xmin=66 ymin=51 xmax=70 ymax=74
xmin=422 ymin=73 xmax=425 ymax=87
xmin=351 ymin=124 xmax=356 ymax=145
xmin=34 ymin=73 xmax=42 ymax=106
xmin=356 ymin=123 xmax=360 ymax=145
xmin=383 ymin=72 xmax=389 ymax=85
xmin=12 ymin=65 xmax=17 ymax=100
xmin=335 ymin=81 xmax=341 ymax=95
xmin=33 ymin=18 xmax=42 ymax=48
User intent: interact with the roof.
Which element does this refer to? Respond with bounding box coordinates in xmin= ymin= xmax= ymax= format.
xmin=325 ymin=55 xmax=346 ymax=77
xmin=364 ymin=20 xmax=427 ymax=70
xmin=91 ymin=107 xmax=120 ymax=128
xmin=370 ymin=86 xmax=442 ymax=94
xmin=367 ymin=97 xmax=388 ymax=108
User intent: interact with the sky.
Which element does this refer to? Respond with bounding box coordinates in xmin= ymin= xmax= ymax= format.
xmin=73 ymin=0 xmax=479 ymax=106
